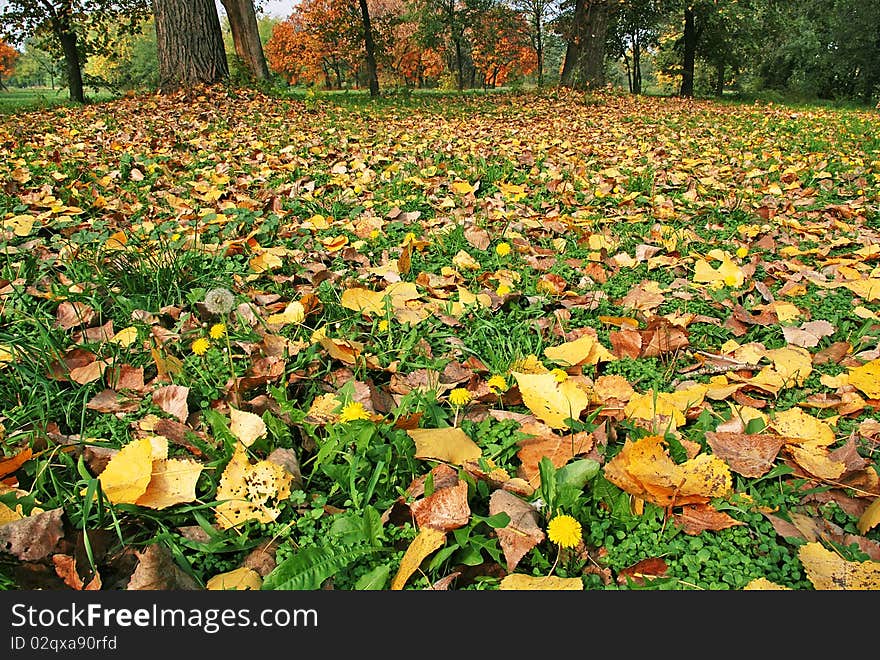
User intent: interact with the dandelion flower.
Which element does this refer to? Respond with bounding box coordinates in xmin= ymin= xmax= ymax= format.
xmin=495 ymin=242 xmax=511 ymax=257
xmin=735 ymin=246 xmax=749 ymax=259
xmin=449 ymin=388 xmax=472 ymax=406
xmin=209 ymin=323 xmax=227 ymax=340
xmin=191 ymin=337 xmax=211 ymax=356
xmin=487 ymin=375 xmax=508 ymax=392
xmin=496 ymin=283 xmax=512 ymax=296
xmin=339 ymin=401 xmax=371 ymax=422
xmin=378 ymin=319 xmax=389 ymax=332
xmin=547 ymin=514 xmax=582 ymax=549
xmin=204 ymin=287 xmax=235 ymax=315
xmin=551 ymin=368 xmax=568 ymax=383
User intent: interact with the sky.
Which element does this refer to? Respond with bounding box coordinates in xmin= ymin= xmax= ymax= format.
xmin=255 ymin=1 xmax=295 ymax=18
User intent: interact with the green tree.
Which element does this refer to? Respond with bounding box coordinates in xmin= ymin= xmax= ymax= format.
xmin=0 ymin=0 xmax=149 ymax=103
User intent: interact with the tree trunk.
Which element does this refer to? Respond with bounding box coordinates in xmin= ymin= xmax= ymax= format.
xmin=632 ymin=31 xmax=641 ymax=95
xmin=560 ymin=0 xmax=611 ymax=90
xmin=56 ymin=27 xmax=84 ymax=103
xmin=680 ymin=7 xmax=696 ymax=97
xmin=220 ymin=0 xmax=270 ymax=81
xmin=535 ymin=14 xmax=544 ymax=86
xmin=359 ymin=0 xmax=379 ymax=97
xmin=154 ymin=0 xmax=229 ymax=91
xmin=714 ymin=60 xmax=725 ymax=97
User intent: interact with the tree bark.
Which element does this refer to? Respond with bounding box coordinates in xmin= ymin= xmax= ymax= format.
xmin=680 ymin=7 xmax=696 ymax=97
xmin=153 ymin=0 xmax=229 ymax=91
xmin=56 ymin=27 xmax=84 ymax=103
xmin=714 ymin=60 xmax=725 ymax=97
xmin=359 ymin=0 xmax=379 ymax=97
xmin=560 ymin=0 xmax=611 ymax=90
xmin=220 ymin=0 xmax=270 ymax=81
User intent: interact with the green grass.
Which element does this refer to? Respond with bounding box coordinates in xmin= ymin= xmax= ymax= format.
xmin=0 ymin=87 xmax=119 ymax=114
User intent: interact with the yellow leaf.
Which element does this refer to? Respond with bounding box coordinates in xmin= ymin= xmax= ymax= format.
xmin=214 ymin=444 xmax=293 ymax=530
xmin=857 ymin=498 xmax=880 ymax=535
xmin=451 ymin=181 xmax=475 ymax=195
xmin=452 ymin=250 xmax=481 ymax=271
xmin=391 ymin=527 xmax=446 ymax=590
xmin=96 ymin=438 xmax=155 ymax=504
xmin=624 ymin=391 xmax=688 ymax=428
xmin=0 ymin=502 xmax=22 ymax=526
xmin=544 ymin=334 xmax=616 ymax=367
xmin=249 ymin=251 xmax=283 ymax=273
xmin=206 ymin=567 xmax=262 ymax=591
xmin=229 ymin=408 xmax=267 ymax=447
xmin=743 ymin=577 xmax=791 ymax=590
xmin=110 ymin=326 xmax=138 ymax=347
xmin=841 ymin=278 xmax=880 ymax=301
xmin=764 ymin=346 xmax=812 ymax=387
xmin=498 ymin=574 xmax=583 ymax=590
xmin=847 ymin=359 xmax=880 ymax=398
xmin=785 ymin=445 xmax=846 ymax=480
xmin=693 ymin=254 xmax=744 ymax=288
xmin=135 ymin=459 xmax=203 ymax=510
xmin=512 ymin=371 xmax=590 ymax=429
xmin=770 ymin=408 xmax=835 ymax=447
xmin=798 ymin=541 xmax=880 ymax=590
xmin=265 ymin=301 xmax=305 ymax=325
xmin=341 ymin=287 xmax=387 ymax=315
xmin=3 ymin=214 xmax=36 ymax=237
xmin=407 ymin=427 xmax=482 ymax=465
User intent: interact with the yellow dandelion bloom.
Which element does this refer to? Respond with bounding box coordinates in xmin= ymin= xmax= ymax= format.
xmin=191 ymin=337 xmax=211 ymax=356
xmin=209 ymin=323 xmax=227 ymax=339
xmin=551 ymin=368 xmax=568 ymax=383
xmin=378 ymin=319 xmax=389 ymax=332
xmin=487 ymin=375 xmax=508 ymax=392
xmin=547 ymin=514 xmax=582 ymax=549
xmin=339 ymin=401 xmax=371 ymax=422
xmin=449 ymin=388 xmax=472 ymax=406
xmin=496 ymin=283 xmax=512 ymax=296
xmin=495 ymin=242 xmax=512 ymax=257
xmin=735 ymin=246 xmax=749 ymax=259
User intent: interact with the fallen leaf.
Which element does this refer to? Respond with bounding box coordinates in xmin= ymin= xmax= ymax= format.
xmin=798 ymin=541 xmax=880 ymax=590
xmin=96 ymin=438 xmax=154 ymax=504
xmin=489 ymin=489 xmax=544 ymax=572
xmin=206 ymin=566 xmax=262 ymax=590
xmin=409 ymin=480 xmax=470 ymax=531
xmin=127 ymin=544 xmax=200 ymax=590
xmin=152 ymin=385 xmax=190 ymax=423
xmin=214 ymin=444 xmax=293 ymax=530
xmin=0 ymin=508 xmax=64 ymax=561
xmin=407 ymin=427 xmax=482 ymax=465
xmin=675 ymin=503 xmax=746 ymax=534
xmin=498 ymin=574 xmax=583 ymax=590
xmin=135 ymin=459 xmax=203 ymax=510
xmin=229 ymin=408 xmax=267 ymax=447
xmin=858 ymin=498 xmax=880 ymax=535
xmin=704 ymin=432 xmax=785 ymax=478
xmin=512 ymin=371 xmax=590 ymax=429
xmin=390 ymin=527 xmax=446 ymax=590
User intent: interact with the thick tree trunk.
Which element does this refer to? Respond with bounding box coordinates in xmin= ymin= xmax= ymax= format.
xmin=56 ymin=27 xmax=84 ymax=103
xmin=560 ymin=0 xmax=611 ymax=90
xmin=632 ymin=31 xmax=641 ymax=95
xmin=220 ymin=0 xmax=270 ymax=81
xmin=359 ymin=0 xmax=379 ymax=97
xmin=714 ymin=60 xmax=725 ymax=97
xmin=154 ymin=0 xmax=229 ymax=91
xmin=680 ymin=8 xmax=696 ymax=97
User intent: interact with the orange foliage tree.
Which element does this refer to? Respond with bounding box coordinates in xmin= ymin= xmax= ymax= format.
xmin=467 ymin=6 xmax=536 ymax=88
xmin=0 ymin=40 xmax=20 ymax=88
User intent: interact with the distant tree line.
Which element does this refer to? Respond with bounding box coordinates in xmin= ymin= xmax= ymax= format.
xmin=0 ymin=0 xmax=878 ymax=105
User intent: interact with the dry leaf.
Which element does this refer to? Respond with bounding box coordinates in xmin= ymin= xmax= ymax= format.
xmin=489 ymin=489 xmax=545 ymax=572
xmin=743 ymin=577 xmax=791 ymax=590
xmin=152 ymin=385 xmax=190 ymax=423
xmin=134 ymin=459 xmax=203 ymax=510
xmin=206 ymin=566 xmax=262 ymax=590
xmin=848 ymin=359 xmax=880 ymax=399
xmin=858 ymin=498 xmax=880 ymax=535
xmin=409 ymin=480 xmax=470 ymax=531
xmin=96 ymin=437 xmax=154 ymax=504
xmin=512 ymin=371 xmax=590 ymax=429
xmin=0 ymin=508 xmax=64 ymax=561
xmin=229 ymin=408 xmax=267 ymax=447
xmin=390 ymin=527 xmax=446 ymax=590
xmin=704 ymin=431 xmax=785 ymax=478
xmin=407 ymin=427 xmax=482 ymax=465
xmin=127 ymin=544 xmax=200 ymax=590
xmin=798 ymin=541 xmax=880 ymax=590
xmin=498 ymin=574 xmax=583 ymax=590
xmin=675 ymin=503 xmax=745 ymax=535
xmin=214 ymin=444 xmax=293 ymax=530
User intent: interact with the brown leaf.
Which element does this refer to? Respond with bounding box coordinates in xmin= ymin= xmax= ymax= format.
xmin=617 ymin=558 xmax=668 ymax=585
xmin=517 ymin=424 xmax=594 ymax=487
xmin=152 ymin=384 xmax=190 ymax=423
xmin=704 ymin=431 xmax=785 ymax=478
xmin=410 ymin=480 xmax=470 ymax=531
xmin=52 ymin=554 xmax=101 ymax=591
xmin=126 ymin=544 xmax=200 ymax=590
xmin=55 ymin=301 xmax=95 ymax=329
xmin=86 ymin=388 xmax=141 ymax=414
xmin=0 ymin=508 xmax=64 ymax=561
xmin=489 ymin=489 xmax=545 ymax=572
xmin=675 ymin=503 xmax=746 ymax=535
xmin=464 ymin=225 xmax=490 ymax=250
xmin=0 ymin=447 xmax=32 ymax=480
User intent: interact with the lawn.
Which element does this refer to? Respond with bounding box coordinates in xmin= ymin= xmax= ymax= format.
xmin=0 ymin=86 xmax=118 ymax=114
xmin=0 ymin=84 xmax=878 ymax=591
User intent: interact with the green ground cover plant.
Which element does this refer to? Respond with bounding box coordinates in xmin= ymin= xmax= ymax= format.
xmin=0 ymin=85 xmax=878 ymax=591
